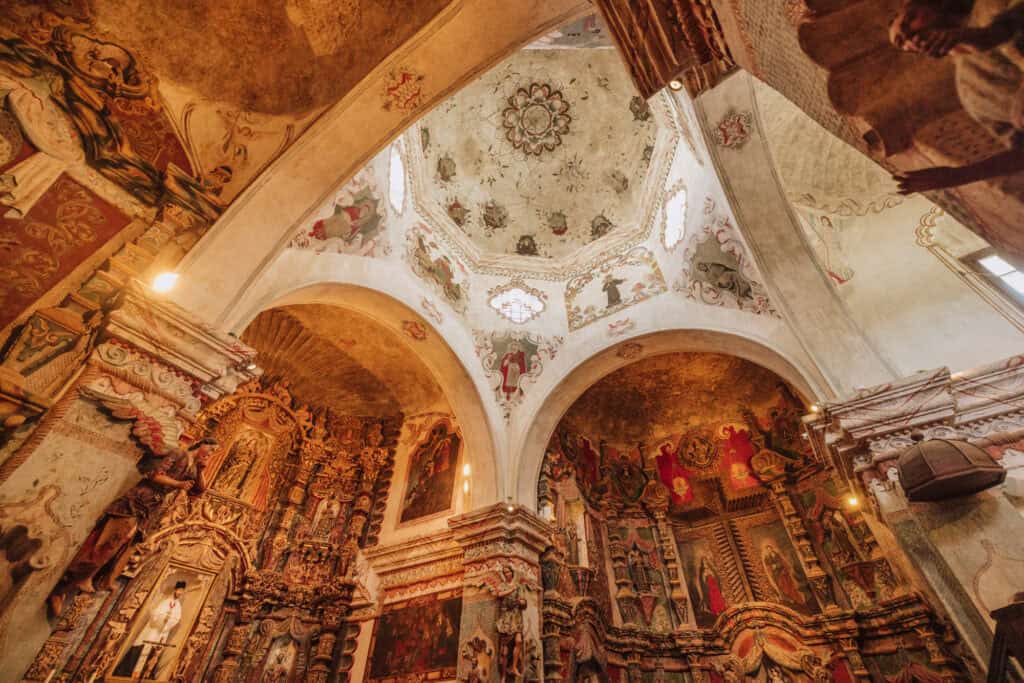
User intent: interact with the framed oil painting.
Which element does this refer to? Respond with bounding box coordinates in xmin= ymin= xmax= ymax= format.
xmin=367 ymin=592 xmax=462 ymax=682
xmin=673 ymin=524 xmax=733 ymax=629
xmin=399 ymin=419 xmax=461 ymax=523
xmin=734 ymin=511 xmax=819 ymax=615
xmin=108 ymin=563 xmax=215 ymax=682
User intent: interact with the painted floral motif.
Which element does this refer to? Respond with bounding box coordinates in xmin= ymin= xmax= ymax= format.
xmin=630 ymin=96 xmax=652 ymax=122
xmin=383 ymin=68 xmax=426 ymax=112
xmin=548 ymin=211 xmax=568 ymax=236
xmin=420 ymin=297 xmax=444 ymax=325
xmin=676 ymin=215 xmax=775 ymax=316
xmin=515 ymin=235 xmax=539 ymax=256
xmin=565 ymin=247 xmax=668 ymax=331
xmin=474 ymin=330 xmax=562 ymax=420
xmin=712 ymin=111 xmax=754 ymax=149
xmin=607 ymin=318 xmax=636 ymax=338
xmin=590 ymin=214 xmax=614 ymax=241
xmin=437 ymin=153 xmax=456 ymax=182
xmin=407 ymin=223 xmax=469 ymax=313
xmin=502 ymin=83 xmax=572 ymax=156
xmin=447 ymin=199 xmax=470 ymax=227
xmin=402 ymin=320 xmax=428 ymax=341
xmin=481 ymin=200 xmax=509 ymax=232
xmin=616 ymin=342 xmax=643 ymax=360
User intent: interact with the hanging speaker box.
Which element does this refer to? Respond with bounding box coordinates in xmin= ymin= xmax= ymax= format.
xmin=897 ymin=437 xmax=1006 ymax=502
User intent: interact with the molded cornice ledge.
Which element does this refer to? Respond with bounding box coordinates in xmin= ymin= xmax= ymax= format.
xmin=449 ymin=503 xmax=551 ymax=565
xmin=823 ymin=354 xmax=1024 ymax=447
xmin=92 ymin=279 xmax=261 ymax=414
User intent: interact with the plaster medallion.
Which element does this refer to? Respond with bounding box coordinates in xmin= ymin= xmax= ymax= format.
xmin=502 ymin=83 xmax=572 ymax=156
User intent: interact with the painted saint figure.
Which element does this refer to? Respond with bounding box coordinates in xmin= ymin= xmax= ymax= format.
xmin=499 ymin=340 xmax=528 ymax=401
xmin=761 ymin=542 xmax=809 ymax=609
xmin=602 ymin=273 xmax=626 ymax=308
xmin=47 ymin=438 xmax=217 ymax=616
xmin=400 ymin=421 xmax=461 ymax=522
xmin=495 ymin=565 xmax=527 ymax=682
xmin=699 ymin=554 xmax=727 ymax=617
xmin=113 ymin=580 xmax=187 ymax=679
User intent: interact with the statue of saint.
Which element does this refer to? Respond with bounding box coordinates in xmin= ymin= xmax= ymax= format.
xmin=47 ymin=438 xmax=217 ymax=616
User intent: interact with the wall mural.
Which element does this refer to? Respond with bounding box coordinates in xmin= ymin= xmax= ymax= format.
xmin=537 ymin=352 xmax=971 ymax=681
xmin=473 ymin=330 xmax=562 ymax=420
xmin=565 ymin=246 xmax=667 ymax=330
xmin=289 ymin=156 xmax=390 ymax=257
xmin=406 ymin=222 xmax=469 ymax=314
xmin=676 ymin=212 xmax=776 ymax=316
xmin=367 ymin=593 xmax=462 ymax=682
xmin=399 ymin=418 xmax=461 ymax=524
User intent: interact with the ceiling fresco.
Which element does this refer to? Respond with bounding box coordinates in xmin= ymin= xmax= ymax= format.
xmin=559 ymin=352 xmax=805 ymax=444
xmin=242 ymin=304 xmax=448 ymax=417
xmin=410 ymin=47 xmax=669 ymax=269
xmin=83 ymin=0 xmax=451 ymax=116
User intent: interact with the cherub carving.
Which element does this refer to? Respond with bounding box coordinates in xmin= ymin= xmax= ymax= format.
xmin=467 ymin=564 xmax=540 ymax=682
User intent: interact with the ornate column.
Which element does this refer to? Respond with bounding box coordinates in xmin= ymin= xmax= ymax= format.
xmin=450 ymin=504 xmax=551 ymax=683
xmin=0 ymin=279 xmax=259 ymax=682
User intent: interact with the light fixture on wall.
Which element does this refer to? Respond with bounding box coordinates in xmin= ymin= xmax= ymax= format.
xmin=809 ymin=404 xmax=821 ymax=413
xmin=846 ymin=495 xmax=859 ymax=508
xmin=152 ymin=272 xmax=179 ymax=293
xmin=463 ymin=463 xmax=471 ymax=476
xmin=668 ymin=79 xmax=684 ymax=91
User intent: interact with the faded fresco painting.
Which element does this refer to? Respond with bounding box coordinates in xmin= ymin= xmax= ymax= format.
xmin=368 ymin=594 xmax=462 ymax=681
xmin=109 ymin=565 xmax=214 ymax=682
xmin=399 ymin=419 xmax=461 ymax=523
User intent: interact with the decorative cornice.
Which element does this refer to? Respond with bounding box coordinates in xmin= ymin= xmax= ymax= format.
xmin=99 ymin=280 xmax=261 ymax=404
xmin=448 ymin=503 xmax=552 ymax=562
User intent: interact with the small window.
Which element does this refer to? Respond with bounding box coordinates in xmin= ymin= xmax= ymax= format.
xmin=388 ymin=143 xmax=406 ymax=214
xmin=966 ymin=248 xmax=1024 ymax=305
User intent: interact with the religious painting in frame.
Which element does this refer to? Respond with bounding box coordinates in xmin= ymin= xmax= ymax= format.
xmin=672 ymin=523 xmax=737 ymax=629
xmin=367 ymin=591 xmax=463 ymax=682
xmin=733 ymin=511 xmax=819 ymax=615
xmin=398 ymin=418 xmax=462 ymax=524
xmin=211 ymin=426 xmax=278 ymax=506
xmin=108 ymin=563 xmax=216 ymax=682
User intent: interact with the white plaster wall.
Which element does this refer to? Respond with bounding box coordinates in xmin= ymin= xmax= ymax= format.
xmin=816 ymin=200 xmax=1024 ymax=375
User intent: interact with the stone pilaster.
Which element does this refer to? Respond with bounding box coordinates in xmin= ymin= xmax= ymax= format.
xmin=450 ymin=504 xmax=551 ymax=683
xmin=0 ymin=279 xmax=259 ymax=683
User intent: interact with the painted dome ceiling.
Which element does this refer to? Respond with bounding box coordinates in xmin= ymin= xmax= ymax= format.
xmin=409 ymin=45 xmax=676 ymax=275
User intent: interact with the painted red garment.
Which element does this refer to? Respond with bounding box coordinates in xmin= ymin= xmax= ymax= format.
xmin=719 ymin=425 xmax=760 ymax=490
xmin=705 ymin=573 xmax=727 ymax=615
xmin=500 ymin=349 xmax=527 ymax=399
xmin=655 ymin=443 xmax=694 ymax=504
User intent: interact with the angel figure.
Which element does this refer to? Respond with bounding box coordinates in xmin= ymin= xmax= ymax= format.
xmin=47 ymin=378 xmax=218 ymax=617
xmin=469 ymin=564 xmax=540 ymax=683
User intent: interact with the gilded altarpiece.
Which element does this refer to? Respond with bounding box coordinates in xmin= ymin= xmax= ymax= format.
xmin=538 ymin=395 xmax=977 ymax=682
xmin=21 ymin=380 xmax=401 ymax=683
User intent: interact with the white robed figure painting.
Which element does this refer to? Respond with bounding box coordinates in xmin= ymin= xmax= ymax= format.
xmin=111 ymin=569 xmax=211 ymax=681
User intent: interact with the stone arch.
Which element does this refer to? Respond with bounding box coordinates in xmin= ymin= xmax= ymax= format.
xmin=170 ymin=1 xmax=592 ymax=325
xmin=513 ymin=328 xmax=827 ymax=510
xmin=228 ymin=276 xmax=501 ymax=511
